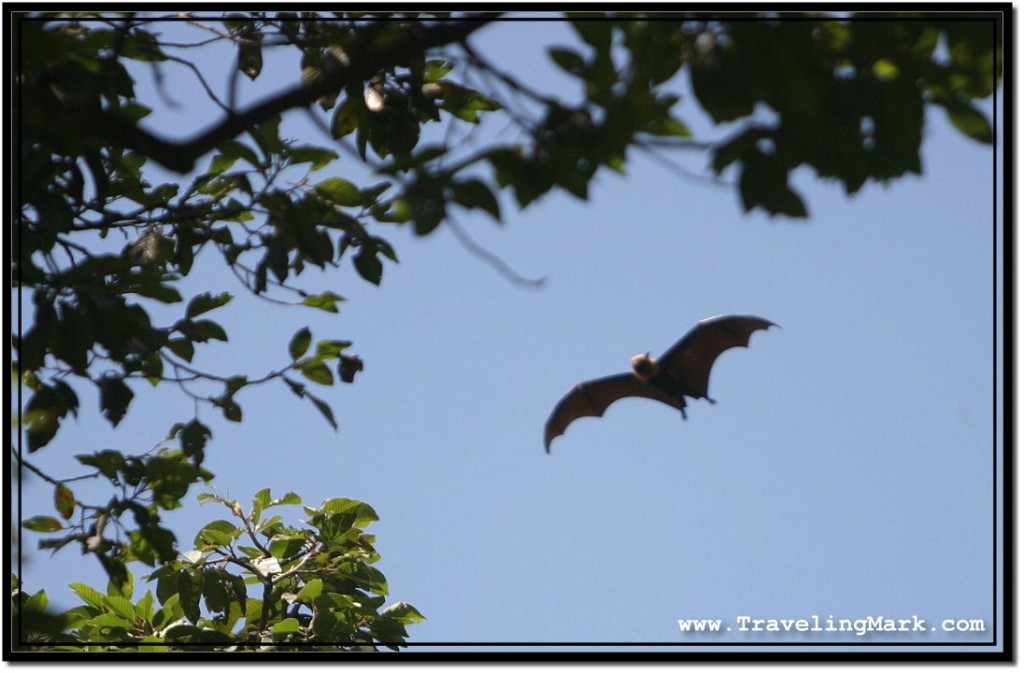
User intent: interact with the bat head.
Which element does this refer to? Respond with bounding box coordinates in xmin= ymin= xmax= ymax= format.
xmin=630 ymin=352 xmax=658 ymax=380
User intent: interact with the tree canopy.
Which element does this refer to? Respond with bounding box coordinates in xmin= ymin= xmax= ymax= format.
xmin=11 ymin=10 xmax=1001 ymax=652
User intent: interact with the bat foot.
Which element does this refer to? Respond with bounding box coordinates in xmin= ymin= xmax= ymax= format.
xmin=707 ymin=397 xmax=717 ymax=405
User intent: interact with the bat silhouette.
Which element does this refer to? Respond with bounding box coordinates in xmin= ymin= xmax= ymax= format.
xmin=544 ymin=315 xmax=776 ymax=452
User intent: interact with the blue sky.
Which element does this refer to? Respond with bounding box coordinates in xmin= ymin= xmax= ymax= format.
xmin=15 ymin=16 xmax=1004 ymax=655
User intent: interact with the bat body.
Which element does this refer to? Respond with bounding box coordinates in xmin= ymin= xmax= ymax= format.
xmin=544 ymin=315 xmax=776 ymax=452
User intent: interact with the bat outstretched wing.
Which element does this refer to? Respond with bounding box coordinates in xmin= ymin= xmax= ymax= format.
xmin=544 ymin=373 xmax=684 ymax=452
xmin=657 ymin=314 xmax=776 ymax=400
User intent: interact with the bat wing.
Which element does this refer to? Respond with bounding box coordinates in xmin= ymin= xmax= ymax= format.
xmin=544 ymin=373 xmax=685 ymax=452
xmin=657 ymin=315 xmax=776 ymax=400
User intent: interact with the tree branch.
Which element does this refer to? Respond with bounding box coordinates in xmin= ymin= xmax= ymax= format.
xmin=83 ymin=17 xmax=498 ymax=173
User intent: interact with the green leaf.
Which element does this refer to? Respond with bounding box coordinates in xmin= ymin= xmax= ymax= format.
xmin=383 ymin=601 xmax=426 ymax=624
xmin=250 ymin=114 xmax=285 ymax=157
xmin=195 ymin=520 xmax=239 ymax=548
xmin=300 ymin=360 xmax=334 ymax=386
xmin=23 ymin=588 xmax=50 ymax=615
xmin=142 ymin=352 xmax=164 ymax=386
xmin=316 ymin=177 xmax=364 ymax=207
xmin=302 ymin=291 xmax=345 ymax=313
xmin=451 ymin=179 xmax=501 ymax=221
xmin=22 ymin=516 xmax=63 ymax=532
xmin=314 ymin=340 xmax=352 ymax=358
xmin=268 ymin=535 xmax=305 ymax=560
xmin=269 ymin=492 xmax=302 ymax=507
xmin=331 ymin=97 xmax=363 ymax=139
xmin=288 ymin=146 xmax=338 ymax=170
xmin=945 ymin=103 xmax=993 ymax=143
xmin=24 ymin=408 xmax=58 ymax=453
xmin=136 ymin=590 xmax=155 ymax=622
xmin=183 ymin=319 xmax=228 ymax=343
xmin=289 ymin=327 xmax=312 ymax=361
xmin=318 ymin=498 xmax=378 ymax=527
xmin=423 ymin=59 xmax=454 ymax=81
xmin=217 ymin=140 xmax=262 ymax=168
xmin=296 ymin=578 xmax=323 ymax=602
xmin=105 ymin=595 xmax=137 ymax=621
xmin=271 ymin=617 xmax=301 ymax=636
xmin=69 ymin=583 xmax=107 ymax=610
xmin=436 ymin=81 xmax=501 ymax=123
xmin=252 ymin=487 xmax=272 ymax=517
xmin=186 ymin=292 xmax=233 ymax=318
xmin=208 ymin=154 xmax=238 ymax=175
xmin=76 ymin=449 xmax=126 ymax=480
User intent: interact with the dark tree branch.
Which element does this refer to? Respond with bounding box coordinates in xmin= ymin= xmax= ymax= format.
xmin=82 ymin=17 xmax=497 ymax=173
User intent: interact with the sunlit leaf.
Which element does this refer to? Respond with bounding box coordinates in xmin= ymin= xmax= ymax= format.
xmin=300 ymin=360 xmax=334 ymax=386
xmin=316 ymin=177 xmax=364 ymax=207
xmin=302 ymin=291 xmax=345 ymax=313
xmin=22 ymin=516 xmax=64 ymax=532
xmin=272 ymin=617 xmax=301 ymax=635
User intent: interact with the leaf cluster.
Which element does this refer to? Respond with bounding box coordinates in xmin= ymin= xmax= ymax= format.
xmin=14 ymin=490 xmax=423 ymax=651
xmin=689 ymin=16 xmax=1000 ymax=215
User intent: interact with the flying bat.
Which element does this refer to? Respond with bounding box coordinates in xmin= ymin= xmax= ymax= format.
xmin=544 ymin=315 xmax=776 ymax=452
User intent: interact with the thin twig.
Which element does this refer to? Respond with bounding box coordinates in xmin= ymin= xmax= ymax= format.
xmin=446 ymin=215 xmax=545 ymax=290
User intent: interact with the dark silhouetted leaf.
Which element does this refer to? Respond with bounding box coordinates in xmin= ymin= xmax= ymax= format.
xmin=289 ymin=327 xmax=312 ymax=361
xmin=306 ymin=391 xmax=338 ymax=430
xmin=354 ymin=249 xmax=383 ymax=285
xmin=180 ymin=419 xmax=211 ymax=462
xmin=451 ymin=179 xmax=501 ymax=221
xmin=98 ymin=376 xmax=134 ymax=427
xmin=549 ymin=47 xmax=586 ymax=77
xmin=166 ymin=338 xmax=195 ymax=362
xmin=945 ymin=103 xmax=993 ymax=143
xmin=181 ymin=319 xmax=228 ymax=343
xmin=288 ymin=146 xmax=338 ymax=170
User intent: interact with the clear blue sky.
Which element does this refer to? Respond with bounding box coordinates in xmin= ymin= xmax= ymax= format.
xmin=16 ymin=16 xmax=1004 ymax=655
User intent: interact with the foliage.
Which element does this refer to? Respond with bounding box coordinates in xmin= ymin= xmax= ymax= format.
xmin=13 ymin=490 xmax=424 ymax=651
xmin=11 ymin=10 xmax=1001 ymax=651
